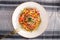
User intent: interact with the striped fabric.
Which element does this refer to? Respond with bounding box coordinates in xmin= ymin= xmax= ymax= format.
xmin=0 ymin=0 xmax=60 ymax=40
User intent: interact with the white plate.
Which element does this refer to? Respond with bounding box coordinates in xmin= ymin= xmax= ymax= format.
xmin=12 ymin=2 xmax=48 ymax=38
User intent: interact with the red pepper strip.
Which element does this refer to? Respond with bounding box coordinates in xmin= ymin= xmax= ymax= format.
xmin=19 ymin=15 xmax=24 ymax=23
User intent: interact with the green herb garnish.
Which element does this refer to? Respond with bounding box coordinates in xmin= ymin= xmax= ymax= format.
xmin=28 ymin=18 xmax=32 ymax=22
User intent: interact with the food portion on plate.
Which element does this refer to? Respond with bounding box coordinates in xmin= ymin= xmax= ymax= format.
xmin=18 ymin=8 xmax=41 ymax=32
xmin=12 ymin=2 xmax=48 ymax=38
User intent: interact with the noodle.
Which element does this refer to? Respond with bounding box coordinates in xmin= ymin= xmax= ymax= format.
xmin=18 ymin=8 xmax=41 ymax=32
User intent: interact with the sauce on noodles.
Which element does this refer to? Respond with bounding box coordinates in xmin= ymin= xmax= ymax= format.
xmin=18 ymin=8 xmax=41 ymax=32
